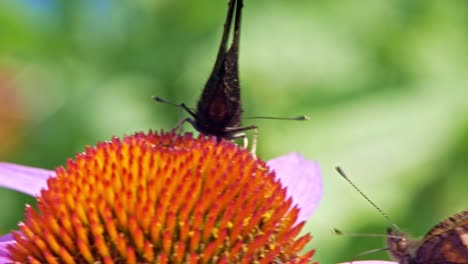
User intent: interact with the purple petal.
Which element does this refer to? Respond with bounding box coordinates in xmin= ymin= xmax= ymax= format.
xmin=267 ymin=153 xmax=322 ymax=222
xmin=0 ymin=162 xmax=54 ymax=196
xmin=0 ymin=234 xmax=13 ymax=243
xmin=339 ymin=260 xmax=398 ymax=264
xmin=0 ymin=233 xmax=14 ymax=263
xmin=0 ymin=251 xmax=11 ymax=264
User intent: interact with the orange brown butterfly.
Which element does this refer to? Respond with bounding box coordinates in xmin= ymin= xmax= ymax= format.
xmin=335 ymin=167 xmax=468 ymax=264
xmin=387 ymin=209 xmax=468 ymax=264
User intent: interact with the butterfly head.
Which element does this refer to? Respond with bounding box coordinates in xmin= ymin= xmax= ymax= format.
xmin=387 ymin=228 xmax=425 ymax=263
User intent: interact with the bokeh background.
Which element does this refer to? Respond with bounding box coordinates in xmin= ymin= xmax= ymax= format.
xmin=1 ymin=0 xmax=468 ymax=263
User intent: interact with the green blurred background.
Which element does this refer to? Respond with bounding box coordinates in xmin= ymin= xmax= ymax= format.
xmin=1 ymin=0 xmax=467 ymax=263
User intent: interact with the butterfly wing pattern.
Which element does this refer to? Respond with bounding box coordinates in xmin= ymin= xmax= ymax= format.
xmin=388 ymin=209 xmax=468 ymax=264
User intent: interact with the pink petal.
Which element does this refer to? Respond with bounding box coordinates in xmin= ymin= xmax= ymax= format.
xmin=267 ymin=152 xmax=322 ymax=222
xmin=0 ymin=234 xmax=14 ymax=263
xmin=0 ymin=162 xmax=53 ymax=196
xmin=0 ymin=254 xmax=11 ymax=264
xmin=0 ymin=234 xmax=12 ymax=243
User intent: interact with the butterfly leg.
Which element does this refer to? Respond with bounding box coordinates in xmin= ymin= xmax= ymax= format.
xmin=172 ymin=117 xmax=195 ymax=135
xmin=226 ymin=125 xmax=258 ymax=157
xmin=230 ymin=132 xmax=256 ymax=159
xmin=250 ymin=126 xmax=258 ymax=157
xmin=230 ymin=132 xmax=247 ymax=147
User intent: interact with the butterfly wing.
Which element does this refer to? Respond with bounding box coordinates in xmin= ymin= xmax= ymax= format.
xmin=413 ymin=210 xmax=468 ymax=264
xmin=195 ymin=0 xmax=243 ymax=138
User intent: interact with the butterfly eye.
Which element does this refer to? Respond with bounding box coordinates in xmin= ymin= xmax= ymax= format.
xmin=397 ymin=237 xmax=407 ymax=248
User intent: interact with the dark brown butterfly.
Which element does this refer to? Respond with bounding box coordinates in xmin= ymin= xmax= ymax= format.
xmin=154 ymin=0 xmax=257 ymax=151
xmin=387 ymin=209 xmax=468 ymax=264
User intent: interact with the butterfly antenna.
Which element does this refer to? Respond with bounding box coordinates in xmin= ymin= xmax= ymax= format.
xmin=331 ymin=227 xmax=396 ymax=262
xmin=153 ymin=96 xmax=181 ymax=107
xmin=246 ymin=115 xmax=310 ymax=121
xmin=152 ymin=96 xmax=196 ymax=117
xmin=335 ymin=166 xmax=402 ymax=232
xmin=350 ymin=247 xmax=390 ymax=262
xmin=330 ymin=227 xmax=388 ymax=238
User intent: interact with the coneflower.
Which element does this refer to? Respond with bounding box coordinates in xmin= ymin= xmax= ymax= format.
xmin=0 ymin=131 xmax=322 ymax=264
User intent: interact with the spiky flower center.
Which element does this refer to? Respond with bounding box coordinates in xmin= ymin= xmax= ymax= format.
xmin=8 ymin=131 xmax=314 ymax=264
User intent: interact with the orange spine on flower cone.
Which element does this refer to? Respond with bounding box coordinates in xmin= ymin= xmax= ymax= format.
xmin=8 ymin=131 xmax=315 ymax=264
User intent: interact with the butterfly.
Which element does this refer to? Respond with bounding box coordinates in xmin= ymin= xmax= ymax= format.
xmin=387 ymin=209 xmax=468 ymax=264
xmin=191 ymin=0 xmax=255 ymax=141
xmin=335 ymin=167 xmax=468 ymax=264
xmin=154 ymin=0 xmax=257 ymax=152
